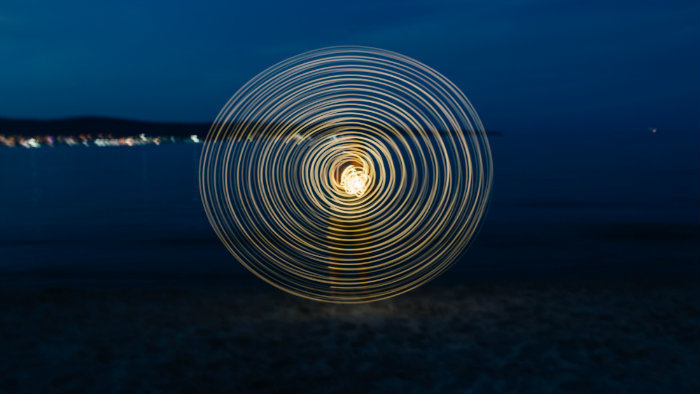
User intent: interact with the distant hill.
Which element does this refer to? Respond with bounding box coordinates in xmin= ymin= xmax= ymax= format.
xmin=0 ymin=116 xmax=503 ymax=138
xmin=0 ymin=117 xmax=210 ymax=137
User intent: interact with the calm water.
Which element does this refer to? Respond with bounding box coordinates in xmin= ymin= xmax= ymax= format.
xmin=1 ymin=130 xmax=698 ymax=283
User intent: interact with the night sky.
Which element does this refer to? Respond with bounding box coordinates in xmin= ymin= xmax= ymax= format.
xmin=1 ymin=0 xmax=698 ymax=133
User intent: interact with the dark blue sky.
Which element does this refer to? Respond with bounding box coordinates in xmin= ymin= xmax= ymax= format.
xmin=1 ymin=0 xmax=698 ymax=133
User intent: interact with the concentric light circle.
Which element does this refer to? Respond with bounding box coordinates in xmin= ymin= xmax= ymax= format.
xmin=200 ymin=46 xmax=492 ymax=303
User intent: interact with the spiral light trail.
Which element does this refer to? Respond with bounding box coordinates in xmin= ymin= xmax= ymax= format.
xmin=199 ymin=46 xmax=492 ymax=303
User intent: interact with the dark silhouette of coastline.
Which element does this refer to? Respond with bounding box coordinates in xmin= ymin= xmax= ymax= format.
xmin=0 ymin=116 xmax=210 ymax=138
xmin=0 ymin=116 xmax=504 ymax=138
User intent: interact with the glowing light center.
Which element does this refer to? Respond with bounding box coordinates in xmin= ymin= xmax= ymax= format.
xmin=340 ymin=165 xmax=370 ymax=197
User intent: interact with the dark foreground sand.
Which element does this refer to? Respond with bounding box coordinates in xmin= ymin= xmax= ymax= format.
xmin=1 ymin=278 xmax=698 ymax=393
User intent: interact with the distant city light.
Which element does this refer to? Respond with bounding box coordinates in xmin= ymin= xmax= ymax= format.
xmin=0 ymin=133 xmax=202 ymax=148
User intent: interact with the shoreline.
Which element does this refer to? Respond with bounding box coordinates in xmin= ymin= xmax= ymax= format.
xmin=2 ymin=278 xmax=698 ymax=392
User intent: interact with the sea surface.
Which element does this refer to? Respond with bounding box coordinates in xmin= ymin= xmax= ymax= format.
xmin=2 ymin=130 xmax=699 ymax=393
xmin=1 ymin=130 xmax=698 ymax=285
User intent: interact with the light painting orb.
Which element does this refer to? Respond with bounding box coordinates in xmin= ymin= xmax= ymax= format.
xmin=199 ymin=46 xmax=493 ymax=303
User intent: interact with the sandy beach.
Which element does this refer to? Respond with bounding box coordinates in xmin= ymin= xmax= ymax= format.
xmin=2 ymin=277 xmax=698 ymax=393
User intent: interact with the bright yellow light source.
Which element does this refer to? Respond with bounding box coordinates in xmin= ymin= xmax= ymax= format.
xmin=340 ymin=165 xmax=370 ymax=197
